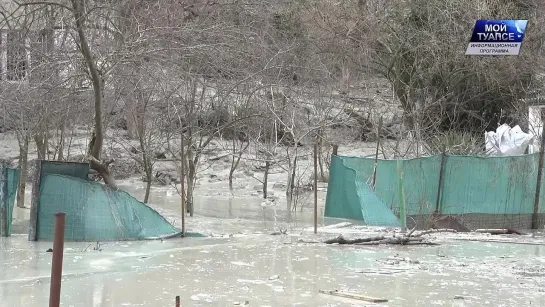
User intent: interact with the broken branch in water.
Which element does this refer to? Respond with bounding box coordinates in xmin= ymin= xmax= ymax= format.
xmin=323 ymin=235 xmax=437 ymax=246
xmin=322 ymin=228 xmax=460 ymax=246
xmin=323 ymin=236 xmax=385 ymax=244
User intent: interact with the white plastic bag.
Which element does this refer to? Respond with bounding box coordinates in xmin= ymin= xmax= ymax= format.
xmin=485 ymin=124 xmax=534 ymax=156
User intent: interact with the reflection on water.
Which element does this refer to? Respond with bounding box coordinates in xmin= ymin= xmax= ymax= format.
xmin=117 ymin=182 xmax=327 ymax=229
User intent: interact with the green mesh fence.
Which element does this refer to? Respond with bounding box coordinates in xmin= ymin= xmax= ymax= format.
xmin=324 ymin=156 xmax=401 ymax=226
xmin=40 ymin=160 xmax=89 ymax=180
xmin=325 ymin=154 xmax=545 ymax=229
xmin=0 ymin=164 xmax=20 ymax=236
xmin=35 ymin=161 xmax=183 ymax=241
xmin=37 ymin=174 xmax=182 ymax=241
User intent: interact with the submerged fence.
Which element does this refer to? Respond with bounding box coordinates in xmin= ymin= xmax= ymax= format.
xmin=325 ymin=153 xmax=545 ymax=229
xmin=0 ymin=162 xmax=20 ymax=236
xmin=30 ymin=161 xmax=183 ymax=241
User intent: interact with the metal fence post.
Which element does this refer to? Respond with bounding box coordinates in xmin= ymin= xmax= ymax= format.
xmin=532 ymin=109 xmax=545 ymax=229
xmin=49 ymin=213 xmax=66 ymax=307
xmin=435 ymin=147 xmax=447 ymax=215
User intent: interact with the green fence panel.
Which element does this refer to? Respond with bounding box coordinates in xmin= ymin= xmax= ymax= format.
xmin=325 ymin=153 xmax=545 ymax=227
xmin=41 ymin=161 xmax=89 ymax=180
xmin=6 ymin=167 xmax=20 ymax=236
xmin=325 ymin=156 xmax=401 ymax=226
xmin=440 ymin=154 xmax=537 ymax=215
xmin=37 ymin=174 xmax=182 ymax=241
xmin=1 ymin=164 xmax=20 ymax=236
xmin=324 ymin=157 xmax=365 ymax=221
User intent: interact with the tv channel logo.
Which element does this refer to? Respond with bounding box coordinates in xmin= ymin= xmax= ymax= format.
xmin=465 ymin=20 xmax=528 ymax=56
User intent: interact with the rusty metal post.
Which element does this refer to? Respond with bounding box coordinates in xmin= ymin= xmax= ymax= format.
xmin=314 ymin=143 xmax=318 ymax=234
xmin=175 ymin=295 xmax=180 ymax=307
xmin=49 ymin=213 xmax=66 ymax=307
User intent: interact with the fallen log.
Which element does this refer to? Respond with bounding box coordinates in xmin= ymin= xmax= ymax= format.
xmin=322 ymin=228 xmax=459 ymax=246
xmin=323 ymin=235 xmax=438 ymax=246
xmin=324 ymin=235 xmax=385 ymax=244
xmin=356 ymin=237 xmax=438 ymax=246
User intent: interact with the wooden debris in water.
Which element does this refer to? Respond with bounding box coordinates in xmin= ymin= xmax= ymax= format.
xmin=319 ymin=290 xmax=388 ymax=303
xmin=322 ymin=229 xmax=458 ymax=246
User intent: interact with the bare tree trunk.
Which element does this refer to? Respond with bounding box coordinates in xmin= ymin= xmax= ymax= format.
xmin=286 ymin=155 xmax=297 ymax=221
xmin=16 ymin=133 xmax=29 ymax=208
xmin=185 ymin=130 xmax=196 ymax=216
xmin=143 ymin=157 xmax=152 ymax=203
xmin=126 ymin=99 xmax=138 ymax=139
xmin=317 ymin=128 xmax=325 ymax=181
xmin=126 ymin=89 xmax=144 ymax=140
xmin=228 ymin=169 xmax=234 ymax=190
xmin=180 ymin=133 xmax=186 ymax=234
xmin=71 ymin=0 xmax=115 ymax=186
xmin=229 ymin=138 xmax=236 ymax=191
xmin=144 ymin=173 xmax=152 ymax=203
xmin=34 ymin=133 xmax=46 ymax=160
xmin=57 ymin=122 xmax=65 ymax=161
xmin=186 ymin=163 xmax=195 ymax=216
xmin=263 ymin=160 xmax=270 ymax=199
xmin=229 ymin=138 xmax=248 ymax=191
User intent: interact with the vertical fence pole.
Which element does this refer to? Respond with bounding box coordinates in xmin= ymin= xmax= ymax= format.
xmin=0 ymin=162 xmax=6 ymax=237
xmin=532 ymin=110 xmax=545 ymax=229
xmin=180 ymin=134 xmax=186 ymax=236
xmin=397 ymin=159 xmax=407 ymax=232
xmin=263 ymin=160 xmax=270 ymax=199
xmin=435 ymin=147 xmax=447 ymax=214
xmin=175 ymin=295 xmax=180 ymax=307
xmin=49 ymin=213 xmax=66 ymax=307
xmin=372 ymin=117 xmax=383 ymax=189
xmin=332 ymin=145 xmax=339 ymax=156
xmin=29 ymin=160 xmax=42 ymax=241
xmin=314 ymin=143 xmax=318 ymax=234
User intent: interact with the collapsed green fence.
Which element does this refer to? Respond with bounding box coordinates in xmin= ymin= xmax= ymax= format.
xmin=32 ymin=161 xmax=183 ymax=241
xmin=0 ymin=163 xmax=20 ymax=236
xmin=325 ymin=153 xmax=545 ymax=229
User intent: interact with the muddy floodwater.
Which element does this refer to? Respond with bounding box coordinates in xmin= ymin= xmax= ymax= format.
xmin=2 ymin=185 xmax=545 ymax=306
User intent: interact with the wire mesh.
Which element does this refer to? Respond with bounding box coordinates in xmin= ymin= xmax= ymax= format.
xmin=35 ymin=161 xmax=182 ymax=241
xmin=0 ymin=162 xmax=20 ymax=236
